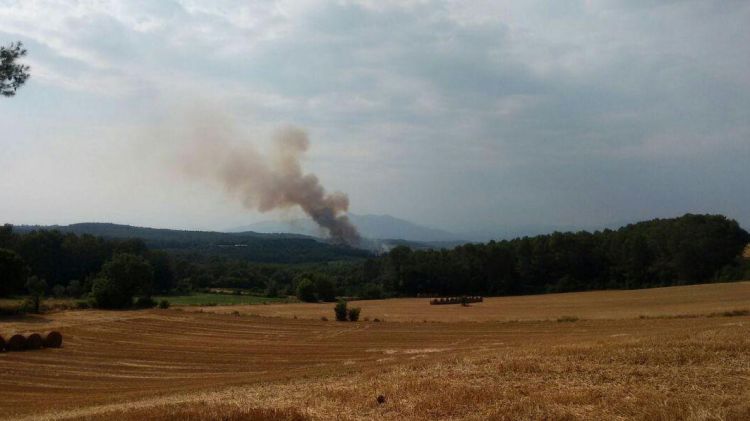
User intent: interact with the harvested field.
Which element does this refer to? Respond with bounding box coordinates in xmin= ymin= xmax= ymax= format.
xmin=190 ymin=281 xmax=750 ymax=322
xmin=0 ymin=281 xmax=748 ymax=420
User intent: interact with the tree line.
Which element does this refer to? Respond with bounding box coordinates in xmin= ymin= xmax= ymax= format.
xmin=363 ymin=214 xmax=749 ymax=296
xmin=1 ymin=214 xmax=748 ymax=310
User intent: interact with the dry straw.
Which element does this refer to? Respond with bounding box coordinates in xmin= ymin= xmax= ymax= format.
xmin=43 ymin=331 xmax=63 ymax=348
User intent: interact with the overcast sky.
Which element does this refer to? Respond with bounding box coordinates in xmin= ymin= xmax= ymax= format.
xmin=1 ymin=0 xmax=748 ymax=234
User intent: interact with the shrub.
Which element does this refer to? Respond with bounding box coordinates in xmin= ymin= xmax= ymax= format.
xmin=557 ymin=315 xmax=579 ymax=323
xmin=334 ymin=301 xmax=348 ymax=321
xmin=134 ymin=296 xmax=157 ymax=309
xmin=347 ymin=307 xmax=361 ymax=322
xmin=321 ymin=316 xmax=328 ymax=321
xmin=158 ymin=299 xmax=170 ymax=309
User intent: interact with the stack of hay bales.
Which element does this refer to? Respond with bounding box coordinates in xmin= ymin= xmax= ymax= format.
xmin=0 ymin=330 xmax=62 ymax=352
xmin=429 ymin=296 xmax=484 ymax=305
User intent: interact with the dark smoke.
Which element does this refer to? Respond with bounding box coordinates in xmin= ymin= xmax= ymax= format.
xmin=183 ymin=124 xmax=360 ymax=246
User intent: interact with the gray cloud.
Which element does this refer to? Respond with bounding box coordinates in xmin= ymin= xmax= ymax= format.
xmin=0 ymin=1 xmax=748 ymax=233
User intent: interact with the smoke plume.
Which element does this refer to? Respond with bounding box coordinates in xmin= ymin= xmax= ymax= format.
xmin=183 ymin=125 xmax=360 ymax=246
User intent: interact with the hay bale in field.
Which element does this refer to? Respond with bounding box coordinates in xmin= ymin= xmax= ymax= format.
xmin=0 ymin=334 xmax=5 ymax=351
xmin=6 ymin=334 xmax=26 ymax=351
xmin=25 ymin=333 xmax=43 ymax=350
xmin=43 ymin=331 xmax=63 ymax=348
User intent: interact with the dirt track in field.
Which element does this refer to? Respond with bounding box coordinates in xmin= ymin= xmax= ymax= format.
xmin=0 ymin=282 xmax=748 ymax=420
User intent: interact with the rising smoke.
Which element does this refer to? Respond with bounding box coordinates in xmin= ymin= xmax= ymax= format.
xmin=182 ymin=124 xmax=360 ymax=246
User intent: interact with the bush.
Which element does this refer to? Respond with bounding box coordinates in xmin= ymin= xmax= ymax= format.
xmin=347 ymin=306 xmax=361 ymax=322
xmin=134 ymin=296 xmax=157 ymax=309
xmin=334 ymin=301 xmax=348 ymax=321
xmin=158 ymin=299 xmax=170 ymax=309
xmin=296 ymin=278 xmax=317 ymax=302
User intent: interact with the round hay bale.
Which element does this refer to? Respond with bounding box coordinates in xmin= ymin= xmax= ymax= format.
xmin=25 ymin=333 xmax=43 ymax=350
xmin=0 ymin=334 xmax=5 ymax=351
xmin=6 ymin=334 xmax=26 ymax=351
xmin=43 ymin=331 xmax=63 ymax=348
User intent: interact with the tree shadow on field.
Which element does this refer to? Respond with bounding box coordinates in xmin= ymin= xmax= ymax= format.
xmin=0 ymin=313 xmax=53 ymax=325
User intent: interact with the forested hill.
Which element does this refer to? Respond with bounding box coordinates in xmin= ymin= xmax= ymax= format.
xmin=14 ymin=223 xmax=371 ymax=263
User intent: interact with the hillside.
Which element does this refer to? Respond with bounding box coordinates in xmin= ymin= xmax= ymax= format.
xmin=14 ymin=223 xmax=371 ymax=263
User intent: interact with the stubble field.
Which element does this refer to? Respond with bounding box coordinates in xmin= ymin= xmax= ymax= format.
xmin=1 ymin=282 xmax=749 ymax=420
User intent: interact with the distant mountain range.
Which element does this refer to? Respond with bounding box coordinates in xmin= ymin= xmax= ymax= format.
xmin=229 ymin=214 xmax=616 ymax=244
xmin=230 ymin=214 xmax=465 ymax=243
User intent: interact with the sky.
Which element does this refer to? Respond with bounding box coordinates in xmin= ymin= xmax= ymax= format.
xmin=1 ymin=0 xmax=749 ymax=234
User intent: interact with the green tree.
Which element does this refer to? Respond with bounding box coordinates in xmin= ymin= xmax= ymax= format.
xmin=265 ymin=279 xmax=279 ymax=298
xmin=296 ymin=277 xmax=317 ymax=302
xmin=147 ymin=250 xmax=175 ymax=293
xmin=52 ymin=284 xmax=66 ymax=298
xmin=1 ymin=42 xmax=30 ymax=97
xmin=0 ymin=224 xmax=14 ymax=248
xmin=91 ymin=277 xmax=125 ymax=309
xmin=93 ymin=253 xmax=154 ymax=309
xmin=314 ymin=277 xmax=336 ymax=302
xmin=66 ymin=280 xmax=82 ymax=298
xmin=0 ymin=248 xmax=27 ymax=296
xmin=25 ymin=276 xmax=47 ymax=313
